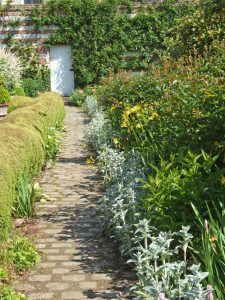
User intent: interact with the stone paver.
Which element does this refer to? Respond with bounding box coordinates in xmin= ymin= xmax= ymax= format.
xmin=15 ymin=106 xmax=133 ymax=299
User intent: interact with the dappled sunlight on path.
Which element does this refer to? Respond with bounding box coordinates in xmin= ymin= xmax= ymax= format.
xmin=15 ymin=106 xmax=134 ymax=300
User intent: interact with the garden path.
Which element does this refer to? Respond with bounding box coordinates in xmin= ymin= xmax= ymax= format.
xmin=15 ymin=106 xmax=133 ymax=300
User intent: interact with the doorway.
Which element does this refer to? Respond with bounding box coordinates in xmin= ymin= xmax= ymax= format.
xmin=50 ymin=45 xmax=75 ymax=96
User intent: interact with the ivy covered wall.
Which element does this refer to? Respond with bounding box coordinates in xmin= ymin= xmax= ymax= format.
xmin=2 ymin=0 xmax=224 ymax=86
xmin=31 ymin=0 xmax=194 ymax=86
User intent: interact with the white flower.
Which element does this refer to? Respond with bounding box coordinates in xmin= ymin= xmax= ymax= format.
xmin=0 ymin=48 xmax=22 ymax=90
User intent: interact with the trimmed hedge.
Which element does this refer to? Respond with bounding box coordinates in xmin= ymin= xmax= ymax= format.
xmin=8 ymin=96 xmax=35 ymax=113
xmin=0 ymin=92 xmax=65 ymax=242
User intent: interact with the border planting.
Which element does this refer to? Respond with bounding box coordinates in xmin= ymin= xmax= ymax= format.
xmin=0 ymin=92 xmax=64 ymax=242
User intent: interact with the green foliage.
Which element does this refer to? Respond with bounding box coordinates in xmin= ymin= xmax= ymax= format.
xmin=192 ymin=202 xmax=225 ymax=300
xmin=69 ymin=87 xmax=94 ymax=106
xmin=85 ymin=97 xmax=209 ymax=298
xmin=143 ymin=151 xmax=225 ymax=231
xmin=7 ymin=235 xmax=40 ymax=272
xmin=85 ymin=14 xmax=225 ymax=296
xmin=29 ymin=0 xmax=224 ymax=86
xmin=14 ymin=86 xmax=26 ymax=97
xmin=45 ymin=126 xmax=63 ymax=162
xmin=69 ymin=89 xmax=85 ymax=107
xmin=0 ymin=233 xmax=39 ymax=300
xmin=97 ymin=45 xmax=225 ymax=159
xmin=7 ymin=96 xmax=34 ymax=113
xmin=8 ymin=41 xmax=51 ymax=95
xmin=0 ymin=92 xmax=64 ymax=242
xmin=13 ymin=174 xmax=37 ymax=218
xmin=22 ymin=67 xmax=50 ymax=98
xmin=0 ymin=284 xmax=26 ymax=300
xmin=31 ymin=0 xmax=189 ymax=86
xmin=22 ymin=78 xmax=40 ymax=98
xmin=0 ymin=84 xmax=10 ymax=104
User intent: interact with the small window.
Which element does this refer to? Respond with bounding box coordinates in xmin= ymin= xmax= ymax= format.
xmin=23 ymin=0 xmax=42 ymax=3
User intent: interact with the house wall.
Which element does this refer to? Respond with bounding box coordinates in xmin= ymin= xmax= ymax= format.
xmin=0 ymin=1 xmax=158 ymax=65
xmin=0 ymin=5 xmax=57 ymax=64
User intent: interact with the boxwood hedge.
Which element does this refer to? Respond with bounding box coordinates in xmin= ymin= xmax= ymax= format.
xmin=0 ymin=92 xmax=64 ymax=242
xmin=8 ymin=95 xmax=35 ymax=113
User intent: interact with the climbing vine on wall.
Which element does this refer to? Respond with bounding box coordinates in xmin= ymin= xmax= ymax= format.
xmin=30 ymin=0 xmax=224 ymax=86
xmin=30 ymin=0 xmax=180 ymax=86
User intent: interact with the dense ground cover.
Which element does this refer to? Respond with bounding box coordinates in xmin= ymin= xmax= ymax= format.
xmin=76 ymin=0 xmax=225 ymax=298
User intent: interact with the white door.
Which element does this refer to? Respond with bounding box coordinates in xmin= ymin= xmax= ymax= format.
xmin=50 ymin=45 xmax=74 ymax=96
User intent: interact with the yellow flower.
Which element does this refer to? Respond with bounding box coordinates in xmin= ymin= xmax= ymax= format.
xmin=129 ymin=104 xmax=142 ymax=114
xmin=86 ymin=156 xmax=95 ymax=165
xmin=82 ymin=143 xmax=88 ymax=149
xmin=209 ymin=236 xmax=217 ymax=243
xmin=113 ymin=137 xmax=119 ymax=145
xmin=110 ymin=105 xmax=116 ymax=112
xmin=148 ymin=112 xmax=158 ymax=121
xmin=121 ymin=117 xmax=129 ymax=128
xmin=209 ymin=235 xmax=218 ymax=248
xmin=221 ymin=175 xmax=225 ymax=185
xmin=136 ymin=123 xmax=143 ymax=129
xmin=121 ymin=104 xmax=143 ymax=128
xmin=192 ymin=108 xmax=203 ymax=118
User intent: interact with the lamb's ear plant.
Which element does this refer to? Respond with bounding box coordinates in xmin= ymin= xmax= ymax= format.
xmin=85 ymin=95 xmax=211 ymax=300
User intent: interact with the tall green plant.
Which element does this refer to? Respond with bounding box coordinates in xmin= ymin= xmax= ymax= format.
xmin=192 ymin=202 xmax=225 ymax=300
xmin=13 ymin=174 xmax=36 ymax=218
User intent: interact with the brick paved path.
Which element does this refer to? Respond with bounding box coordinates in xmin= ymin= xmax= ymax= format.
xmin=15 ymin=106 xmax=133 ymax=300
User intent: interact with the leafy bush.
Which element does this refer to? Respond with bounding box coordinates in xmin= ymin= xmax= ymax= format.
xmin=22 ymin=78 xmax=40 ymax=98
xmin=0 ymin=85 xmax=10 ymax=105
xmin=0 ymin=92 xmax=64 ymax=242
xmin=85 ymin=96 xmax=211 ymax=299
xmin=45 ymin=126 xmax=63 ymax=162
xmin=8 ymin=235 xmax=40 ymax=272
xmin=14 ymin=86 xmax=26 ymax=97
xmin=69 ymin=89 xmax=85 ymax=107
xmin=0 ymin=284 xmax=26 ymax=300
xmin=7 ymin=96 xmax=34 ymax=113
xmin=0 ymin=234 xmax=39 ymax=300
xmin=70 ymin=86 xmax=96 ymax=106
xmin=0 ymin=49 xmax=22 ymax=91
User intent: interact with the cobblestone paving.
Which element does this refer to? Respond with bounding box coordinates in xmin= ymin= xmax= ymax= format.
xmin=15 ymin=106 xmax=134 ymax=300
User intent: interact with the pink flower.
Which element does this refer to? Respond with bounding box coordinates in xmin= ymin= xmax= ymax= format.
xmin=207 ymin=285 xmax=213 ymax=300
xmin=158 ymin=293 xmax=166 ymax=300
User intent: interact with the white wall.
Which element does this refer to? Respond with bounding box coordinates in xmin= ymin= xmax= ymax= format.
xmin=1 ymin=0 xmax=41 ymax=4
xmin=1 ymin=0 xmax=23 ymax=4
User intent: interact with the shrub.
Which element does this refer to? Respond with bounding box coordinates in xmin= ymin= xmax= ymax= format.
xmin=22 ymin=69 xmax=51 ymax=98
xmin=69 ymin=89 xmax=85 ymax=107
xmin=22 ymin=78 xmax=40 ymax=98
xmin=14 ymin=86 xmax=26 ymax=97
xmin=8 ymin=96 xmax=35 ymax=113
xmin=0 ymin=49 xmax=22 ymax=91
xmin=0 ymin=85 xmax=10 ymax=105
xmin=0 ymin=284 xmax=26 ymax=300
xmin=0 ymin=92 xmax=64 ymax=242
xmin=8 ymin=235 xmax=40 ymax=272
xmin=86 ymin=96 xmax=210 ymax=299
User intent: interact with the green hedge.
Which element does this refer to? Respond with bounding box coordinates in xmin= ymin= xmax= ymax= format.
xmin=8 ymin=96 xmax=35 ymax=113
xmin=0 ymin=92 xmax=65 ymax=242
